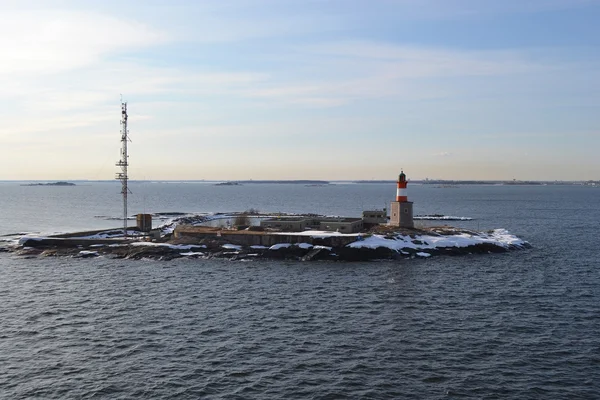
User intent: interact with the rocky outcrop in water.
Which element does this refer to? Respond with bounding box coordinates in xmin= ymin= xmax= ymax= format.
xmin=13 ymin=230 xmax=531 ymax=262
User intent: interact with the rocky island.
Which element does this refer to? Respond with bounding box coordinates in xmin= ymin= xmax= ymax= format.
xmin=4 ymin=171 xmax=531 ymax=262
xmin=10 ymin=219 xmax=529 ymax=262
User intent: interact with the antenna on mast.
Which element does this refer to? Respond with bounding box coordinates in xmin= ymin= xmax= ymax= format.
xmin=116 ymin=99 xmax=130 ymax=237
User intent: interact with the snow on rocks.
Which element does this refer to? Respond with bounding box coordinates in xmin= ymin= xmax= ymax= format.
xmin=222 ymin=244 xmax=242 ymax=250
xmin=180 ymin=251 xmax=205 ymax=257
xmin=269 ymin=243 xmax=291 ymax=250
xmin=272 ymin=230 xmax=359 ymax=238
xmin=346 ymin=228 xmax=529 ymax=253
xmin=10 ymin=223 xmax=529 ymax=262
xmin=131 ymin=242 xmax=206 ymax=250
xmin=77 ymin=250 xmax=99 ymax=258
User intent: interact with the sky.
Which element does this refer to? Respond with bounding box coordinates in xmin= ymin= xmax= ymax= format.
xmin=0 ymin=0 xmax=599 ymax=181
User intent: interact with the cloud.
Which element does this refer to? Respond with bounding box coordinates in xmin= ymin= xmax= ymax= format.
xmin=434 ymin=152 xmax=453 ymax=157
xmin=236 ymin=41 xmax=549 ymax=106
xmin=0 ymin=10 xmax=167 ymax=75
xmin=303 ymin=41 xmax=544 ymax=76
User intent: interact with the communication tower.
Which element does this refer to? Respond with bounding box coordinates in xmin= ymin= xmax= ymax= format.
xmin=116 ymin=100 xmax=130 ymax=236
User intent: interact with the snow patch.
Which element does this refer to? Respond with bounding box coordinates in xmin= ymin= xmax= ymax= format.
xmin=347 ymin=229 xmax=527 ymax=252
xmin=131 ymin=242 xmax=205 ymax=250
xmin=222 ymin=244 xmax=242 ymax=250
xmin=180 ymin=251 xmax=205 ymax=257
xmin=270 ymin=243 xmax=291 ymax=250
xmin=71 ymin=230 xmax=140 ymax=239
xmin=78 ymin=251 xmax=99 ymax=257
xmin=272 ymin=230 xmax=359 ymax=238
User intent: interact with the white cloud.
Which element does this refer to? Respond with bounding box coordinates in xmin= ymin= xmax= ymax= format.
xmin=235 ymin=41 xmax=548 ymax=106
xmin=0 ymin=10 xmax=167 ymax=75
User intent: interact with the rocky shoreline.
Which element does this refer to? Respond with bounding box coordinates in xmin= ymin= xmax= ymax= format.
xmin=6 ymin=227 xmax=531 ymax=262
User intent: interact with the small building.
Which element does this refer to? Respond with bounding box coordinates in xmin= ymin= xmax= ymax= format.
xmin=261 ymin=216 xmax=363 ymax=233
xmin=318 ymin=218 xmax=363 ymax=233
xmin=362 ymin=210 xmax=387 ymax=228
xmin=260 ymin=217 xmax=310 ymax=232
xmin=136 ymin=214 xmax=152 ymax=232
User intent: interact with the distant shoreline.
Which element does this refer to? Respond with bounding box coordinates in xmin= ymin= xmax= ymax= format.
xmin=21 ymin=182 xmax=76 ymax=187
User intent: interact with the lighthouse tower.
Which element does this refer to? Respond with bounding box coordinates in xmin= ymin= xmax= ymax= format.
xmin=390 ymin=170 xmax=414 ymax=228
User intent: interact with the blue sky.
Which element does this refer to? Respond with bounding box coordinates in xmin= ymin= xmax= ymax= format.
xmin=0 ymin=0 xmax=598 ymax=180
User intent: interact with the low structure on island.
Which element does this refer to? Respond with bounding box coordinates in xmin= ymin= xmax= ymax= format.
xmin=260 ymin=216 xmax=364 ymax=233
xmin=259 ymin=212 xmax=387 ymax=233
xmin=361 ymin=210 xmax=388 ymax=228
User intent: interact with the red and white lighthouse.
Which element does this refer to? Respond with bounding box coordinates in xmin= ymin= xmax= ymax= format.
xmin=390 ymin=170 xmax=414 ymax=228
xmin=396 ymin=170 xmax=408 ymax=202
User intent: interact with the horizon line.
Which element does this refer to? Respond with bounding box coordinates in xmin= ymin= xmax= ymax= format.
xmin=0 ymin=179 xmax=597 ymax=183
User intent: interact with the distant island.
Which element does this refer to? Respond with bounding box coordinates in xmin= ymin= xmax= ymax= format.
xmin=215 ymin=180 xmax=331 ymax=185
xmin=22 ymin=182 xmax=76 ymax=187
xmin=236 ymin=180 xmax=330 ymax=185
xmin=215 ymin=182 xmax=241 ymax=186
xmin=353 ymin=180 xmax=395 ymax=184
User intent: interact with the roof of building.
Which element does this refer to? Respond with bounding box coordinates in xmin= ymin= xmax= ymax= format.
xmin=319 ymin=217 xmax=363 ymax=223
xmin=262 ymin=216 xmax=362 ymax=223
xmin=261 ymin=217 xmax=308 ymax=223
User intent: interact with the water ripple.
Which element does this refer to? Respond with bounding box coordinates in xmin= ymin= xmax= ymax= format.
xmin=0 ymin=249 xmax=599 ymax=399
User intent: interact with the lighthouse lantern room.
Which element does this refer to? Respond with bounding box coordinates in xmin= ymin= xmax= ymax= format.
xmin=390 ymin=170 xmax=414 ymax=228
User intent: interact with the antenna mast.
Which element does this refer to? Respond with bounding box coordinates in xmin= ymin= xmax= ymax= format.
xmin=116 ymin=100 xmax=130 ymax=237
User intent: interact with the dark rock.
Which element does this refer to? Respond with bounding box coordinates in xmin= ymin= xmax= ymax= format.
xmin=266 ymin=246 xmax=308 ymax=260
xmin=207 ymin=251 xmax=227 ymax=259
xmin=124 ymin=246 xmax=183 ymax=260
xmin=17 ymin=248 xmax=44 ymax=256
xmin=337 ymin=246 xmax=397 ymax=261
xmin=301 ymin=248 xmax=330 ymax=261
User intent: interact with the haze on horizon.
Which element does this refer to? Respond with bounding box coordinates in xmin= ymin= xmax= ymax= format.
xmin=0 ymin=0 xmax=598 ymax=181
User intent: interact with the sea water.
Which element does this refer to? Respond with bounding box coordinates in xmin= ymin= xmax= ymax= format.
xmin=0 ymin=182 xmax=599 ymax=398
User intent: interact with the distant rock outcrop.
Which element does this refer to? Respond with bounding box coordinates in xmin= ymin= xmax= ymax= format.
xmin=22 ymin=181 xmax=76 ymax=186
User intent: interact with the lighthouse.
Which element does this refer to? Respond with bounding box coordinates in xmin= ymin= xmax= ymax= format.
xmin=390 ymin=170 xmax=414 ymax=228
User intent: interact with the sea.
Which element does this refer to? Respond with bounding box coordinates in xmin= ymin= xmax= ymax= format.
xmin=0 ymin=181 xmax=598 ymax=399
